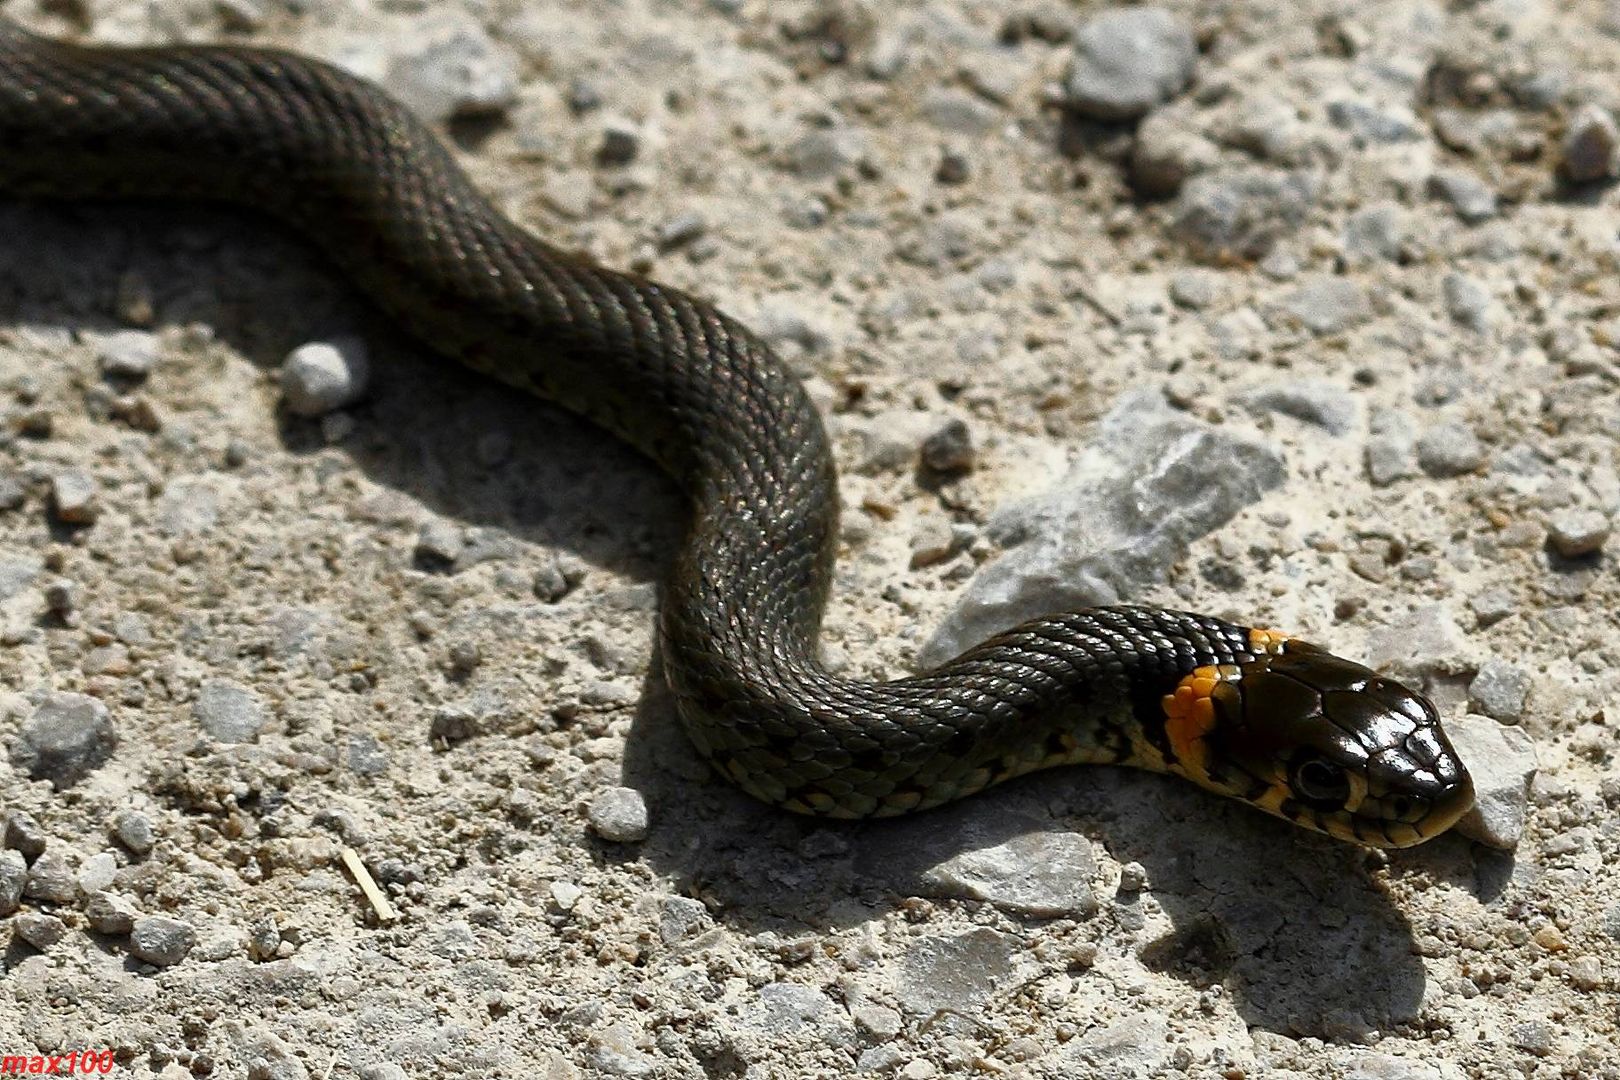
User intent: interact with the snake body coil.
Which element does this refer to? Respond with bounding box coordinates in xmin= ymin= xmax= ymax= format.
xmin=0 ymin=18 xmax=1474 ymax=846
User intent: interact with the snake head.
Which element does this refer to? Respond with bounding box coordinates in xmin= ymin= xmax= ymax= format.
xmin=1161 ymin=640 xmax=1474 ymax=848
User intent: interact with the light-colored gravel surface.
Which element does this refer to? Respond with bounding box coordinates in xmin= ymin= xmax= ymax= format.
xmin=1 ymin=0 xmax=1618 ymax=1077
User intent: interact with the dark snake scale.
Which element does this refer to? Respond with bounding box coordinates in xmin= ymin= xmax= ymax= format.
xmin=0 ymin=17 xmax=1474 ymax=847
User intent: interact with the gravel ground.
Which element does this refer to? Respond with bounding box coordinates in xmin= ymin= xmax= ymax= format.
xmin=1 ymin=0 xmax=1618 ymax=1077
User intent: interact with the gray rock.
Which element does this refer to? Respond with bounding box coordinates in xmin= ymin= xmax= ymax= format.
xmin=896 ymin=928 xmax=1020 ymax=1014
xmin=84 ymin=890 xmax=139 ymax=935
xmin=1545 ymin=509 xmax=1610 ymax=557
xmin=346 ymin=733 xmax=390 ymax=777
xmin=49 ymin=470 xmax=99 ymax=525
xmin=1063 ymin=7 xmax=1196 ymax=121
xmin=24 ymin=850 xmax=78 ymax=904
xmin=658 ymin=896 xmax=711 ymax=945
xmin=1443 ymin=273 xmax=1493 ymax=332
xmin=586 ymin=787 xmax=649 ymax=843
xmin=1130 ymin=111 xmax=1220 ymax=196
xmin=1416 ymin=422 xmax=1487 ymax=477
xmin=857 ymin=805 xmax=1096 ymax=917
xmin=920 ymin=89 xmax=999 ymax=136
xmin=1240 ymin=379 xmax=1357 ymax=435
xmin=738 ymin=982 xmax=856 ymax=1046
xmin=1343 ymin=204 xmax=1406 ymax=265
xmin=129 ymin=915 xmax=198 ymax=967
xmin=1171 ymin=167 xmax=1318 ymax=263
xmin=1427 ymin=169 xmax=1497 ymax=223
xmin=1364 ymin=604 xmax=1470 ymax=678
xmin=1469 ymin=660 xmax=1531 ymax=723
xmin=3 ymin=811 xmax=46 ymax=859
xmin=782 ymin=128 xmax=865 ymax=181
xmin=157 ymin=478 xmax=222 ymax=537
xmin=1326 ymin=98 xmax=1421 ymax=143
xmin=654 ymin=213 xmax=706 ymax=252
xmin=10 ymin=691 xmax=117 ymax=789
xmin=192 ymin=680 xmax=269 ymax=743
xmin=111 ymin=809 xmax=155 ymax=855
xmin=1447 ymin=712 xmax=1536 ymax=848
xmin=1560 ymin=104 xmax=1620 ymax=182
xmin=96 ymin=330 xmax=159 ymax=380
xmin=76 ymin=851 xmax=116 ymax=893
xmin=597 ymin=122 xmax=640 ymax=167
xmin=1469 ymin=587 xmax=1516 ymax=628
xmin=922 ymin=388 xmax=1284 ymax=665
xmin=281 ymin=337 xmax=370 ymax=417
xmin=1275 ymin=276 xmax=1372 ymax=335
xmin=1049 ymin=1013 xmax=1172 ymax=1073
xmin=13 ymin=912 xmax=67 ymax=950
xmin=0 ymin=474 xmax=25 ymax=511
xmin=920 ymin=419 xmax=974 ymax=474
xmin=415 ymin=519 xmax=464 ymax=568
xmin=384 ymin=24 xmax=519 ymax=122
xmin=1167 ymin=269 xmax=1218 ymax=309
xmin=1365 ymin=407 xmax=1418 ymax=485
xmin=0 ymin=849 xmax=24 ymax=915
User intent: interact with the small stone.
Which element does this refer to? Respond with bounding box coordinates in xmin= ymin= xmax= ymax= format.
xmin=192 ymin=680 xmax=269 ymax=743
xmin=898 ymin=928 xmax=1019 ymax=1013
xmin=1510 ymin=1020 xmax=1553 ymax=1056
xmin=129 ymin=915 xmax=197 ymax=967
xmin=1326 ymin=98 xmax=1421 ymax=143
xmin=1063 ymin=7 xmax=1197 ymax=121
xmin=934 ymin=148 xmax=971 ymax=185
xmin=1275 ymin=276 xmax=1371 ymax=336
xmin=1365 ymin=408 xmax=1418 ymax=486
xmin=920 ymin=419 xmax=974 ymax=474
xmin=1416 ymin=422 xmax=1487 ymax=477
xmin=1448 ymin=712 xmax=1536 ymax=849
xmin=1167 ymin=269 xmax=1217 ymax=309
xmin=1469 ymin=660 xmax=1531 ymax=723
xmin=13 ymin=912 xmax=67 ymax=950
xmin=548 ymin=880 xmax=583 ymax=912
xmin=84 ymin=891 xmax=139 ymax=935
xmin=1171 ymin=167 xmax=1318 ymax=263
xmin=1130 ymin=111 xmax=1219 ymax=196
xmin=346 ymin=733 xmax=390 ymax=777
xmin=853 ymin=1003 xmax=903 ymax=1040
xmin=0 ymin=850 xmax=25 ymax=915
xmin=655 ymin=213 xmax=706 ymax=252
xmin=909 ymin=520 xmax=958 ymax=570
xmin=0 ymin=474 xmax=25 ymax=510
xmin=1561 ymin=104 xmax=1620 ymax=182
xmin=1240 ymin=379 xmax=1356 ymax=435
xmin=281 ymin=337 xmax=369 ymax=417
xmin=24 ymin=850 xmax=78 ymax=904
xmin=215 ymin=0 xmax=266 ymax=31
xmin=43 ymin=578 xmax=79 ymax=614
xmin=96 ymin=330 xmax=158 ymax=380
xmin=566 ymin=78 xmax=602 ymax=115
xmin=1118 ymin=862 xmax=1148 ymax=892
xmin=658 ymin=896 xmax=711 ymax=945
xmin=1427 ymin=169 xmax=1498 ymax=223
xmin=111 ymin=810 xmax=155 ymax=855
xmin=586 ymin=786 xmax=649 ymax=842
xmin=1443 ymin=273 xmax=1493 ymax=332
xmin=1343 ymin=204 xmax=1406 ymax=265
xmin=429 ymin=705 xmax=478 ymax=745
xmin=1469 ymin=587 xmax=1515 ymax=628
xmin=1545 ymin=509 xmax=1610 ymax=557
xmin=384 ymin=24 xmax=519 ymax=122
xmin=1568 ymin=956 xmax=1604 ymax=991
xmin=3 ymin=812 xmax=46 ymax=859
xmin=739 ymin=982 xmax=856 ymax=1046
xmin=49 ymin=470 xmax=99 ymax=525
xmin=415 ymin=520 xmax=464 ymax=569
xmin=76 ymin=851 xmax=116 ymax=893
xmin=596 ymin=122 xmax=640 ymax=167
xmin=11 ymin=691 xmax=118 ymax=789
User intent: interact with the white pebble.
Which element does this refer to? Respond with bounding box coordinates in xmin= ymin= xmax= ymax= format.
xmin=281 ymin=337 xmax=370 ymax=417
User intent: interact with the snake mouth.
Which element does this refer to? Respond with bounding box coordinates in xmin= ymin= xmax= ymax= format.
xmin=1313 ymin=771 xmax=1476 ymax=848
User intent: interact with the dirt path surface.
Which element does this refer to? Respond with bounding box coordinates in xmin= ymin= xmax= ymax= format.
xmin=0 ymin=1 xmax=1616 ymax=1077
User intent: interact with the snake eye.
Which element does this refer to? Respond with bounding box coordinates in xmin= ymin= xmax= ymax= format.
xmin=1290 ymin=756 xmax=1351 ymax=809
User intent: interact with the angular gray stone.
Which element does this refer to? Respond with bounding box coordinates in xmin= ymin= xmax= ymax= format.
xmin=586 ymin=787 xmax=649 ymax=843
xmin=1545 ymin=509 xmax=1610 ymax=557
xmin=1443 ymin=273 xmax=1494 ymax=332
xmin=856 ymin=805 xmax=1096 ymax=917
xmin=192 ymin=680 xmax=269 ymax=743
xmin=1428 ymin=169 xmax=1497 ymax=223
xmin=1364 ymin=605 xmax=1470 ymax=679
xmin=1171 ymin=167 xmax=1319 ymax=263
xmin=1130 ymin=111 xmax=1219 ymax=196
xmin=1063 ymin=7 xmax=1196 ymax=121
xmin=1049 ymin=1013 xmax=1172 ymax=1073
xmin=111 ymin=809 xmax=155 ymax=855
xmin=1240 ymin=379 xmax=1357 ymax=435
xmin=0 ymin=849 xmax=25 ymax=916
xmin=1343 ymin=204 xmax=1406 ymax=265
xmin=738 ymin=982 xmax=856 ymax=1046
xmin=896 ymin=928 xmax=1020 ymax=1014
xmin=1561 ymin=104 xmax=1620 ymax=182
xmin=658 ymin=896 xmax=711 ymax=945
xmin=384 ymin=23 xmax=519 ymax=122
xmin=3 ymin=811 xmax=46 ymax=859
xmin=96 ymin=329 xmax=159 ymax=380
xmin=10 ymin=691 xmax=117 ymax=789
xmin=24 ymin=850 xmax=79 ymax=905
xmin=84 ymin=890 xmax=139 ymax=935
xmin=1447 ymin=712 xmax=1536 ymax=848
xmin=1326 ymin=98 xmax=1421 ymax=143
xmin=922 ymin=388 xmax=1284 ymax=666
xmin=129 ymin=915 xmax=197 ymax=967
xmin=49 ymin=470 xmax=99 ymax=525
xmin=1366 ymin=408 xmax=1418 ymax=485
xmin=1469 ymin=659 xmax=1531 ymax=723
xmin=281 ymin=337 xmax=370 ymax=417
xmin=13 ymin=912 xmax=67 ymax=950
xmin=1416 ymin=422 xmax=1487 ymax=477
xmin=1343 ymin=1052 xmax=1444 ymax=1080
xmin=1275 ymin=277 xmax=1372 ymax=336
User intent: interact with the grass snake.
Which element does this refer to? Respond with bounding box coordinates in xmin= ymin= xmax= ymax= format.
xmin=0 ymin=16 xmax=1475 ymax=848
